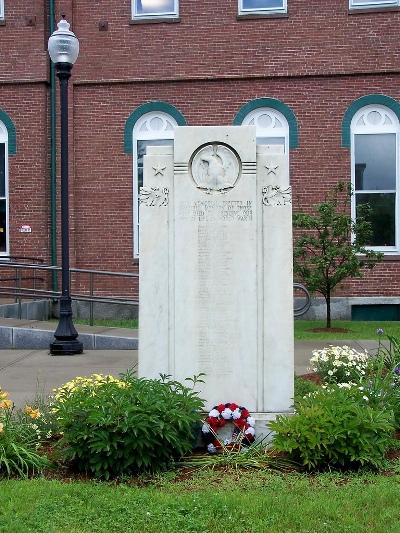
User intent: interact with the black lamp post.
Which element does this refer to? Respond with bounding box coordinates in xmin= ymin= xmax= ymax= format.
xmin=48 ymin=18 xmax=83 ymax=356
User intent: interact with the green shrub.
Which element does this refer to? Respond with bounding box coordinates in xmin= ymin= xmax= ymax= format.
xmin=0 ymin=389 xmax=50 ymax=478
xmin=52 ymin=373 xmax=205 ymax=479
xmin=309 ymin=345 xmax=369 ymax=384
xmin=293 ymin=376 xmax=319 ymax=408
xmin=376 ymin=334 xmax=400 ymax=371
xmin=363 ymin=353 xmax=400 ymax=430
xmin=270 ymin=387 xmax=395 ymax=470
xmin=24 ymin=394 xmax=61 ymax=441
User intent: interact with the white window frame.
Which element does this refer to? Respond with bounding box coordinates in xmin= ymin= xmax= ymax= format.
xmin=0 ymin=121 xmax=9 ymax=257
xmin=351 ymin=104 xmax=400 ymax=253
xmin=133 ymin=111 xmax=177 ymax=257
xmin=239 ymin=0 xmax=287 ymax=15
xmin=132 ymin=0 xmax=179 ymax=19
xmin=0 ymin=1 xmax=4 ymax=20
xmin=242 ymin=106 xmax=289 ymax=155
xmin=350 ymin=0 xmax=400 ymax=9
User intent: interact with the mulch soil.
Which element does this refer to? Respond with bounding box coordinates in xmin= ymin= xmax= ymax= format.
xmin=300 ymin=372 xmax=322 ymax=384
xmin=306 ymin=328 xmax=351 ymax=333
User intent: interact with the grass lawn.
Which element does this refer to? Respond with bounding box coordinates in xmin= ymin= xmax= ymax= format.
xmin=0 ymin=470 xmax=399 ymax=532
xmin=73 ymin=318 xmax=139 ymax=329
xmin=294 ymin=320 xmax=400 ymax=340
xmin=71 ymin=317 xmax=399 ymax=342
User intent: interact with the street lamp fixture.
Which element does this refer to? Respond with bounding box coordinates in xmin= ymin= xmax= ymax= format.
xmin=48 ymin=18 xmax=83 ymax=356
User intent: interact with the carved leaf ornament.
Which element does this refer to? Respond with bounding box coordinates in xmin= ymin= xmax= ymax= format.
xmin=139 ymin=186 xmax=169 ymax=207
xmin=262 ymin=185 xmax=292 ymax=207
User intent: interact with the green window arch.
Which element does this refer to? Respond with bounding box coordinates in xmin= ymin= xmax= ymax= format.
xmin=124 ymin=101 xmax=186 ymax=154
xmin=342 ymin=94 xmax=400 ymax=148
xmin=0 ymin=109 xmax=16 ymax=155
xmin=233 ymin=98 xmax=299 ymax=149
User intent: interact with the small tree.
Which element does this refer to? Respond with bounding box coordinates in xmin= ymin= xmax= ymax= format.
xmin=293 ymin=183 xmax=383 ymax=328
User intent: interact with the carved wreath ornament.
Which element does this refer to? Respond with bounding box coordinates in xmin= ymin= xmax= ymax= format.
xmin=202 ymin=402 xmax=256 ymax=453
xmin=262 ymin=185 xmax=292 ymax=207
xmin=139 ymin=186 xmax=169 ymax=207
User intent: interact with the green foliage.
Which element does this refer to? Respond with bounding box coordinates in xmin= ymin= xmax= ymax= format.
xmin=363 ymin=347 xmax=400 ymax=430
xmin=0 ymin=390 xmax=50 ymax=478
xmin=179 ymin=443 xmax=297 ymax=472
xmin=376 ymin=334 xmax=400 ymax=371
xmin=293 ymin=183 xmax=383 ymax=327
xmin=293 ymin=376 xmax=319 ymax=408
xmin=271 ymin=387 xmax=395 ymax=470
xmin=52 ymin=373 xmax=205 ymax=479
xmin=14 ymin=394 xmax=60 ymax=443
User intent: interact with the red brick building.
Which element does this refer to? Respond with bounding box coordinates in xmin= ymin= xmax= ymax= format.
xmin=1 ymin=0 xmax=400 ymax=319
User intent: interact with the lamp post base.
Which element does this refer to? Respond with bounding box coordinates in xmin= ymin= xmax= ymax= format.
xmin=50 ymin=296 xmax=83 ymax=356
xmin=50 ymin=338 xmax=83 ymax=356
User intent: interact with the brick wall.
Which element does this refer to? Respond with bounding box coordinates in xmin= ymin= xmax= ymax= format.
xmin=0 ymin=0 xmax=48 ymax=83
xmin=69 ymin=0 xmax=400 ymax=82
xmin=0 ymin=84 xmax=50 ymax=263
xmin=1 ymin=1 xmax=399 ymax=300
xmin=72 ymin=73 xmax=400 ymax=297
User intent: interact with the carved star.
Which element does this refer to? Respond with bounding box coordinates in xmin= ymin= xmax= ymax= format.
xmin=265 ymin=162 xmax=279 ymax=176
xmin=153 ymin=164 xmax=166 ymax=176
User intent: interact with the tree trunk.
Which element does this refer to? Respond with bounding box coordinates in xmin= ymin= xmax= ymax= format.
xmin=325 ymin=291 xmax=331 ymax=328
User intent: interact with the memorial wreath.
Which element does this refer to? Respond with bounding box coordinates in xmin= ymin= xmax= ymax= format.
xmin=202 ymin=402 xmax=256 ymax=453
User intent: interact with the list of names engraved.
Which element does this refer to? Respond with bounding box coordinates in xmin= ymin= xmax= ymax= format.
xmin=195 ymin=220 xmax=236 ymax=377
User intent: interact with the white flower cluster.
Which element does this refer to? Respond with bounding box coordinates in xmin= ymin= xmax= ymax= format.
xmin=310 ymin=345 xmax=369 ymax=382
xmin=304 ymin=381 xmax=370 ymax=402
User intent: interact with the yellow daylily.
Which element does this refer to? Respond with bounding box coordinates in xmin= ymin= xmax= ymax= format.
xmin=0 ymin=399 xmax=13 ymax=410
xmin=24 ymin=406 xmax=41 ymax=419
xmin=0 ymin=390 xmax=9 ymax=401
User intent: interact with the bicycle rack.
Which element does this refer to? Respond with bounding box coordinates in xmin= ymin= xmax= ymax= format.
xmin=293 ymin=283 xmax=311 ymax=317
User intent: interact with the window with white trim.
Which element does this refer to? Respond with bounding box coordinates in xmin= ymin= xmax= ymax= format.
xmin=242 ymin=107 xmax=289 ymax=153
xmin=239 ymin=0 xmax=287 ymax=15
xmin=351 ymin=105 xmax=399 ymax=252
xmin=350 ymin=0 xmax=400 ymax=9
xmin=0 ymin=1 xmax=4 ymax=20
xmin=133 ymin=111 xmax=177 ymax=257
xmin=0 ymin=121 xmax=9 ymax=256
xmin=132 ymin=0 xmax=178 ymax=19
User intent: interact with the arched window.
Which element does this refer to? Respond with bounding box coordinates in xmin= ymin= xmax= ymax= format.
xmin=351 ymin=104 xmax=400 ymax=252
xmin=133 ymin=111 xmax=178 ymax=257
xmin=242 ymin=107 xmax=289 ymax=153
xmin=0 ymin=120 xmax=9 ymax=256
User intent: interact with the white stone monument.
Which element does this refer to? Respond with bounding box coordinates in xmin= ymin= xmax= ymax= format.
xmin=139 ymin=126 xmax=294 ymax=437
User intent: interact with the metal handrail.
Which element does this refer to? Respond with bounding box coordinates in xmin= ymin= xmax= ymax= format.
xmin=0 ymin=261 xmax=138 ymax=324
xmin=1 ymin=261 xmax=310 ymax=322
xmin=0 ymin=256 xmax=45 ymax=264
xmin=2 ymin=262 xmax=138 ymax=278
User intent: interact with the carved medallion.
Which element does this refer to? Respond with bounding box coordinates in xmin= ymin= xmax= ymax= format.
xmin=262 ymin=185 xmax=292 ymax=207
xmin=140 ymin=186 xmax=169 ymax=207
xmin=191 ymin=144 xmax=240 ymax=194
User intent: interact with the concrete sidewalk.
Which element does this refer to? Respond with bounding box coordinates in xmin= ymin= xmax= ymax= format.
xmin=0 ymin=317 xmax=138 ymax=350
xmin=0 ymin=339 xmax=380 ymax=408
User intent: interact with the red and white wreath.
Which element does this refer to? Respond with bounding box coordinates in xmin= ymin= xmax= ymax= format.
xmin=202 ymin=402 xmax=256 ymax=453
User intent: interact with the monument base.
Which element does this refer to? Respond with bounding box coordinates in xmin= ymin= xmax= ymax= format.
xmin=252 ymin=412 xmax=294 ymax=442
